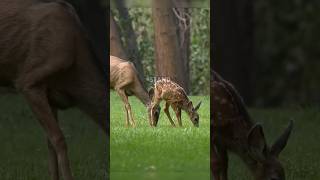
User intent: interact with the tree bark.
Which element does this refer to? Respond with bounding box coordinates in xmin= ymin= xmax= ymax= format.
xmin=110 ymin=13 xmax=127 ymax=59
xmin=213 ymin=0 xmax=254 ymax=105
xmin=152 ymin=0 xmax=189 ymax=92
xmin=173 ymin=7 xmax=191 ymax=93
xmin=113 ymin=0 xmax=145 ymax=81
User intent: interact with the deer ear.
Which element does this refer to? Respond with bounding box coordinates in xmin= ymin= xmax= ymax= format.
xmin=148 ymin=88 xmax=154 ymax=98
xmin=270 ymin=120 xmax=293 ymax=157
xmin=247 ymin=124 xmax=268 ymax=162
xmin=194 ymin=101 xmax=202 ymax=111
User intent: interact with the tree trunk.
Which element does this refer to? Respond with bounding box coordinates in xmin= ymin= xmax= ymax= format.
xmin=213 ymin=0 xmax=254 ymax=105
xmin=113 ymin=0 xmax=145 ymax=82
xmin=110 ymin=13 xmax=127 ymax=59
xmin=152 ymin=0 xmax=188 ymax=92
xmin=173 ymin=7 xmax=191 ymax=93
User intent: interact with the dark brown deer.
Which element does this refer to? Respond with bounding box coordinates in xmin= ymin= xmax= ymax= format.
xmin=0 ymin=1 xmax=107 ymax=180
xmin=149 ymin=78 xmax=201 ymax=127
xmin=211 ymin=70 xmax=293 ymax=180
xmin=110 ymin=55 xmax=160 ymax=127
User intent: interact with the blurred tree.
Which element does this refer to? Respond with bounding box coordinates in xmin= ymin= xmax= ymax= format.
xmin=213 ymin=0 xmax=254 ymax=105
xmin=110 ymin=13 xmax=127 ymax=59
xmin=254 ymin=0 xmax=320 ymax=107
xmin=152 ymin=0 xmax=189 ymax=92
xmin=112 ymin=0 xmax=145 ymax=82
xmin=173 ymin=4 xmax=191 ymax=93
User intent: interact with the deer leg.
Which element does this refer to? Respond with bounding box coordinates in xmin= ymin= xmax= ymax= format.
xmin=150 ymin=98 xmax=161 ymax=127
xmin=211 ymin=145 xmax=220 ymax=180
xmin=164 ymin=102 xmax=175 ymax=127
xmin=22 ymin=86 xmax=73 ymax=180
xmin=48 ymin=108 xmax=59 ymax=180
xmin=172 ymin=105 xmax=182 ymax=127
xmin=217 ymin=147 xmax=229 ymax=180
xmin=117 ymin=89 xmax=135 ymax=127
xmin=212 ymin=144 xmax=229 ymax=180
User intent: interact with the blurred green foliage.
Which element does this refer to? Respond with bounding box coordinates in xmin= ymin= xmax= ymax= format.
xmin=255 ymin=1 xmax=320 ymax=106
xmin=113 ymin=8 xmax=210 ymax=95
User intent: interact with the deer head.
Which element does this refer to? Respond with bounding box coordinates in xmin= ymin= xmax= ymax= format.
xmin=148 ymin=87 xmax=161 ymax=126
xmin=186 ymin=101 xmax=202 ymax=127
xmin=247 ymin=120 xmax=293 ymax=180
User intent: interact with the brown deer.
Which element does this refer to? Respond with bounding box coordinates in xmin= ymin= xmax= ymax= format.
xmin=211 ymin=70 xmax=293 ymax=180
xmin=149 ymin=78 xmax=201 ymax=127
xmin=0 ymin=1 xmax=107 ymax=180
xmin=110 ymin=55 xmax=160 ymax=127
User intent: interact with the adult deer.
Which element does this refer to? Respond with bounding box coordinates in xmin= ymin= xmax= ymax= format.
xmin=110 ymin=55 xmax=160 ymax=127
xmin=0 ymin=1 xmax=107 ymax=180
xmin=211 ymin=70 xmax=293 ymax=180
xmin=149 ymin=78 xmax=201 ymax=127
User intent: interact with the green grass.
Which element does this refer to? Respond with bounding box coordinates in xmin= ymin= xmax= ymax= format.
xmin=1 ymin=92 xmax=319 ymax=180
xmin=0 ymin=94 xmax=107 ymax=180
xmin=110 ymin=92 xmax=211 ymax=180
xmin=228 ymin=107 xmax=320 ymax=180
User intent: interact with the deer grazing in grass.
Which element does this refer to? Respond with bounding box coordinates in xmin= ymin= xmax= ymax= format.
xmin=211 ymin=70 xmax=293 ymax=180
xmin=149 ymin=78 xmax=202 ymax=127
xmin=110 ymin=55 xmax=160 ymax=127
xmin=0 ymin=1 xmax=107 ymax=180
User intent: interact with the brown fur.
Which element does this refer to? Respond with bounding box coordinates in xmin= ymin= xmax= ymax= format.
xmin=0 ymin=1 xmax=107 ymax=180
xmin=110 ymin=55 xmax=160 ymax=127
xmin=150 ymin=79 xmax=201 ymax=127
xmin=211 ymin=70 xmax=293 ymax=180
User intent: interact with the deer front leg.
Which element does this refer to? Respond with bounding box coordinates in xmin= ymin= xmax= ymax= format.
xmin=116 ymin=89 xmax=136 ymax=127
xmin=164 ymin=102 xmax=176 ymax=127
xmin=218 ymin=147 xmax=229 ymax=180
xmin=150 ymin=98 xmax=161 ymax=127
xmin=172 ymin=105 xmax=182 ymax=127
xmin=212 ymin=145 xmax=220 ymax=180
xmin=212 ymin=144 xmax=229 ymax=180
xmin=48 ymin=108 xmax=59 ymax=180
xmin=22 ymin=86 xmax=73 ymax=180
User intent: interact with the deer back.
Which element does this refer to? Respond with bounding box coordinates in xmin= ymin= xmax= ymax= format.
xmin=211 ymin=71 xmax=252 ymax=131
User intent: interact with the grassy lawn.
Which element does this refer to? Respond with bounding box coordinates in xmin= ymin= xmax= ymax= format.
xmin=0 ymin=94 xmax=107 ymax=180
xmin=110 ymin=92 xmax=211 ymax=180
xmin=1 ymin=92 xmax=319 ymax=180
xmin=228 ymin=107 xmax=320 ymax=180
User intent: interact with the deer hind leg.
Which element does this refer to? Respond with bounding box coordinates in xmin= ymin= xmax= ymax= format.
xmin=21 ymin=86 xmax=73 ymax=180
xmin=116 ymin=89 xmax=135 ymax=127
xmin=212 ymin=144 xmax=229 ymax=180
xmin=48 ymin=108 xmax=59 ymax=180
xmin=164 ymin=102 xmax=175 ymax=127
xmin=218 ymin=147 xmax=229 ymax=180
xmin=212 ymin=145 xmax=220 ymax=180
xmin=172 ymin=104 xmax=182 ymax=127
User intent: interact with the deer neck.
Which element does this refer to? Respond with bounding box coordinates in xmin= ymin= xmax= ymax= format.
xmin=138 ymin=89 xmax=151 ymax=107
xmin=181 ymin=99 xmax=192 ymax=115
